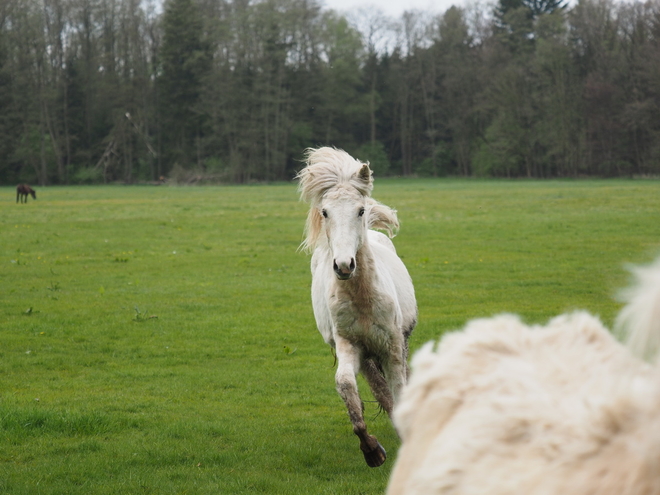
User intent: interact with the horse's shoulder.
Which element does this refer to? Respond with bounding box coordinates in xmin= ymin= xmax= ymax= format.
xmin=311 ymin=246 xmax=330 ymax=273
xmin=368 ymin=230 xmax=397 ymax=254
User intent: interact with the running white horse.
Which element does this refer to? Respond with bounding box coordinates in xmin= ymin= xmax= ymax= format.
xmin=297 ymin=147 xmax=417 ymax=467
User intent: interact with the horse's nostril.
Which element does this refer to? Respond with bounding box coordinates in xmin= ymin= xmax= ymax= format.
xmin=334 ymin=259 xmax=355 ymax=277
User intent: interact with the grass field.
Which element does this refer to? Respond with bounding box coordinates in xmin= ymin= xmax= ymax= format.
xmin=1 ymin=179 xmax=659 ymax=494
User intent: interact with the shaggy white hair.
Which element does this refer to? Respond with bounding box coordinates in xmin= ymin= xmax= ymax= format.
xmin=297 ymin=147 xmax=374 ymax=204
xmin=296 ymin=147 xmax=398 ymax=254
xmin=387 ymin=258 xmax=660 ymax=495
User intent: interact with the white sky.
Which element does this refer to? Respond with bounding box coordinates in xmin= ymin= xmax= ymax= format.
xmin=320 ymin=0 xmax=464 ymax=18
xmin=153 ymin=0 xmax=466 ymax=21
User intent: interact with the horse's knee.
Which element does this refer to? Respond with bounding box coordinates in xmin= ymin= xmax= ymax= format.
xmin=336 ymin=377 xmax=352 ymax=395
xmin=335 ymin=372 xmax=358 ymax=400
xmin=334 ymin=346 xmax=360 ymax=395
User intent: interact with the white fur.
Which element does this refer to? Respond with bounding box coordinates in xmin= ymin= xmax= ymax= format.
xmin=616 ymin=257 xmax=660 ymax=363
xmin=388 ymin=258 xmax=660 ymax=494
xmin=297 ymin=147 xmax=417 ymax=466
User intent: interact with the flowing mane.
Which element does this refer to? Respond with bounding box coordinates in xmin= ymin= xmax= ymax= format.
xmin=296 ymin=147 xmax=398 ymax=253
xmin=297 ymin=147 xmax=373 ymax=205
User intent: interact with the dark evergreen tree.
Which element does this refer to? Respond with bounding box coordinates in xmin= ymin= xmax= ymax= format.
xmin=0 ymin=32 xmax=17 ymax=183
xmin=496 ymin=0 xmax=567 ymax=23
xmin=159 ymin=0 xmax=211 ymax=172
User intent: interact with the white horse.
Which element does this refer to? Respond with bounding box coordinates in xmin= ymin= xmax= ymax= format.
xmin=387 ymin=257 xmax=660 ymax=494
xmin=297 ymin=147 xmax=417 ymax=467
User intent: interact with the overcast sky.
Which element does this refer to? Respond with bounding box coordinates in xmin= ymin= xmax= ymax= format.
xmin=319 ymin=0 xmax=464 ymax=18
xmin=155 ymin=0 xmax=466 ymax=20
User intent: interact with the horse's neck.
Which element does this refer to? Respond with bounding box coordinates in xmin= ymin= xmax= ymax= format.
xmin=344 ymin=243 xmax=377 ymax=298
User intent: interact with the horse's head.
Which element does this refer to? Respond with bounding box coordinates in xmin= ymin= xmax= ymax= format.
xmin=297 ymin=147 xmax=399 ymax=280
xmin=319 ymin=183 xmax=369 ymax=280
xmin=318 ymin=170 xmax=400 ymax=281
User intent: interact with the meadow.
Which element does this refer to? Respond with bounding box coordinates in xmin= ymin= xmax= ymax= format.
xmin=1 ymin=179 xmax=659 ymax=494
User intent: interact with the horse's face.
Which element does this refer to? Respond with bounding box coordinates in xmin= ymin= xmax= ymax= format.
xmin=320 ymin=186 xmax=368 ymax=280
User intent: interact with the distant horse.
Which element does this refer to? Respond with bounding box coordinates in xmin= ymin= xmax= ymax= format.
xmin=16 ymin=184 xmax=36 ymax=203
xmin=297 ymin=147 xmax=417 ymax=467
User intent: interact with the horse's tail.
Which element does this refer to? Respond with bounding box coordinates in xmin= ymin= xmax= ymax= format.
xmin=615 ymin=257 xmax=660 ymax=365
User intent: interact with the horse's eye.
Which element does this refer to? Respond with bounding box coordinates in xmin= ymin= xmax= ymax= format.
xmin=322 ymin=209 xmax=328 ymax=218
xmin=358 ymin=208 xmax=365 ymax=217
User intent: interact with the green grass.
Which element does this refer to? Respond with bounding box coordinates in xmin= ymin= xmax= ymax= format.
xmin=1 ymin=179 xmax=659 ymax=494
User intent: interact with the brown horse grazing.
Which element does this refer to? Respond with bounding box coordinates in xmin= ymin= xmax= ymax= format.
xmin=16 ymin=184 xmax=36 ymax=203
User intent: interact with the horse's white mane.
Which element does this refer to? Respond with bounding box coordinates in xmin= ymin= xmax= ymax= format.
xmin=296 ymin=147 xmax=398 ymax=253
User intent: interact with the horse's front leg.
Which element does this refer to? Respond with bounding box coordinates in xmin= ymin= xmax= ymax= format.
xmin=382 ymin=333 xmax=408 ymax=405
xmin=334 ymin=336 xmax=387 ymax=468
xmin=362 ymin=358 xmax=394 ymax=416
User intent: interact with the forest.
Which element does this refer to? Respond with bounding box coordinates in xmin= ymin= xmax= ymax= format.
xmin=1 ymin=0 xmax=660 ymax=184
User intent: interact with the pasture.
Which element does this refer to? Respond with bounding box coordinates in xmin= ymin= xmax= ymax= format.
xmin=0 ymin=179 xmax=658 ymax=494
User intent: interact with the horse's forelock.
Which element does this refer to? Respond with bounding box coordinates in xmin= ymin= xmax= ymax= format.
xmin=297 ymin=147 xmax=373 ymax=205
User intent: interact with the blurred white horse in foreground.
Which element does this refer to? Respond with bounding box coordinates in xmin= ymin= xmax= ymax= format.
xmin=297 ymin=147 xmax=417 ymax=467
xmin=388 ymin=257 xmax=660 ymax=494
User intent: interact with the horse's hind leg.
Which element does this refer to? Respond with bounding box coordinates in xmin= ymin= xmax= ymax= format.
xmin=335 ymin=337 xmax=387 ymax=468
xmin=362 ymin=358 xmax=393 ymax=417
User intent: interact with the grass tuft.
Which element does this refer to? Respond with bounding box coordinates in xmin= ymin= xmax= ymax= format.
xmin=0 ymin=405 xmax=122 ymax=437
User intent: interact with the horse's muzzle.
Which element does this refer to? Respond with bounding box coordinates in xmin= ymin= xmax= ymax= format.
xmin=334 ymin=258 xmax=355 ymax=280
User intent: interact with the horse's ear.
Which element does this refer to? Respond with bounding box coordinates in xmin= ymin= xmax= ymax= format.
xmin=358 ymin=163 xmax=372 ymax=183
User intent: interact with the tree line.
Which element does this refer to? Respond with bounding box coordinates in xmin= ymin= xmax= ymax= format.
xmin=1 ymin=0 xmax=660 ymax=185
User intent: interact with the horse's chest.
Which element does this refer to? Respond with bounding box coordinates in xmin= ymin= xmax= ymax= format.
xmin=330 ymin=289 xmax=394 ymax=347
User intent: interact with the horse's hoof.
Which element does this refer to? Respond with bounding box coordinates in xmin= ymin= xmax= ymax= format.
xmin=363 ymin=443 xmax=387 ymax=468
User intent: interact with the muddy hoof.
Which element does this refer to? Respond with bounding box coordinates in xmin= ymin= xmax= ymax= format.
xmin=363 ymin=443 xmax=387 ymax=467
